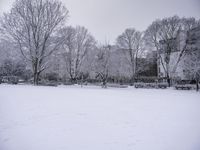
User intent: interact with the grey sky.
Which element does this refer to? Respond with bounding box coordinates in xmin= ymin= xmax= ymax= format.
xmin=0 ymin=0 xmax=200 ymax=44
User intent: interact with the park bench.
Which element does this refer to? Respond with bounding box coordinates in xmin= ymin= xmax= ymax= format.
xmin=174 ymin=84 xmax=193 ymax=90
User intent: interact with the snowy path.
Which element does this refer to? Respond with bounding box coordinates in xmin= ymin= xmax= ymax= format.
xmin=0 ymin=84 xmax=200 ymax=150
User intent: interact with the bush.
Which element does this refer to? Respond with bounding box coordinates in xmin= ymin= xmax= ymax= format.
xmin=63 ymin=81 xmax=75 ymax=85
xmin=5 ymin=76 xmax=19 ymax=84
xmin=135 ymin=77 xmax=167 ymax=83
xmin=45 ymin=72 xmax=59 ymax=81
xmin=157 ymin=83 xmax=168 ymax=89
xmin=134 ymin=82 xmax=167 ymax=89
xmin=107 ymin=83 xmax=128 ymax=88
xmin=134 ymin=82 xmax=145 ymax=88
xmin=21 ymin=70 xmax=32 ymax=81
xmin=38 ymin=80 xmax=58 ymax=87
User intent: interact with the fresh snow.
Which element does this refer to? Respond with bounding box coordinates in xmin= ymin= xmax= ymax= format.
xmin=0 ymin=84 xmax=200 ymax=150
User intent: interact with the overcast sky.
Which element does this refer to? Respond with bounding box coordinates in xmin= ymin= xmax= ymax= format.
xmin=0 ymin=0 xmax=200 ymax=44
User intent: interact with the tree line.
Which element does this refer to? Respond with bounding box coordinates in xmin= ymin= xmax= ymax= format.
xmin=0 ymin=0 xmax=199 ymax=87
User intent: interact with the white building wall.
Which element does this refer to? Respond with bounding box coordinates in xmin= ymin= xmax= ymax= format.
xmin=159 ymin=52 xmax=187 ymax=80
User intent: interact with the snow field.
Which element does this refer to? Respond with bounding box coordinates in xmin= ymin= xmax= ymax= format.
xmin=0 ymin=84 xmax=200 ymax=150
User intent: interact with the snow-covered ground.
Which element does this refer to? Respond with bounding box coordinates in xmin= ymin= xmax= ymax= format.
xmin=0 ymin=84 xmax=200 ymax=150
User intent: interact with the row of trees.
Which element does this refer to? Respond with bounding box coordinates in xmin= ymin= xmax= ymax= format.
xmin=0 ymin=0 xmax=199 ymax=88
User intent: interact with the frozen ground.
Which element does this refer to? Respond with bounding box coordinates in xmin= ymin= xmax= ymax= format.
xmin=0 ymin=84 xmax=200 ymax=150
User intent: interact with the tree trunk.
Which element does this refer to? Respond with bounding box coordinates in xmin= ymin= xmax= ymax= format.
xmin=131 ymin=63 xmax=135 ymax=85
xmin=33 ymin=73 xmax=37 ymax=85
xmin=167 ymin=75 xmax=171 ymax=87
xmin=33 ymin=72 xmax=40 ymax=85
xmin=130 ymin=75 xmax=134 ymax=86
xmin=33 ymin=61 xmax=40 ymax=85
xmin=196 ymin=79 xmax=199 ymax=92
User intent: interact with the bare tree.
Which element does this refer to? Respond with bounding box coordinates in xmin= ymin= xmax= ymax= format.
xmin=184 ymin=49 xmax=200 ymax=91
xmin=0 ymin=0 xmax=68 ymax=85
xmin=145 ymin=16 xmax=198 ymax=86
xmin=95 ymin=44 xmax=111 ymax=88
xmin=60 ymin=26 xmax=96 ymax=82
xmin=116 ymin=28 xmax=143 ymax=83
xmin=184 ymin=26 xmax=200 ymax=91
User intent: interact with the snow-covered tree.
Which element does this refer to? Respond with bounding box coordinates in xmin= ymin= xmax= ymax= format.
xmin=116 ymin=28 xmax=143 ymax=82
xmin=0 ymin=0 xmax=69 ymax=85
xmin=184 ymin=50 xmax=200 ymax=91
xmin=184 ymin=26 xmax=200 ymax=91
xmin=59 ymin=26 xmax=96 ymax=82
xmin=108 ymin=46 xmax=132 ymax=83
xmin=145 ymin=16 xmax=199 ymax=86
xmin=95 ymin=44 xmax=111 ymax=88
